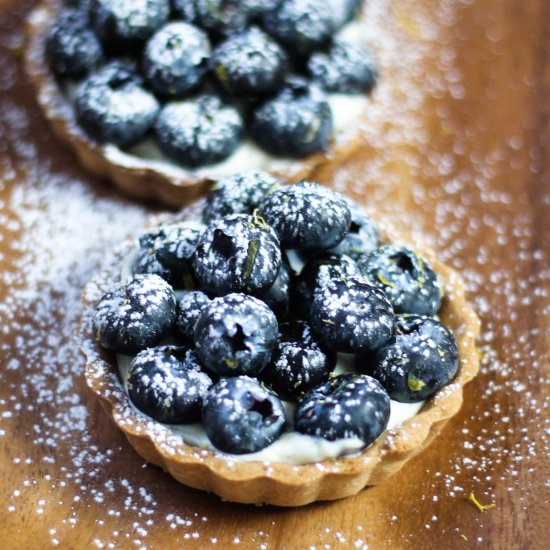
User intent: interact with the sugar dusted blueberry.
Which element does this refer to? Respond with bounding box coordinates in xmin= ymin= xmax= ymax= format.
xmin=294 ymin=373 xmax=390 ymax=446
xmin=127 ymin=345 xmax=212 ymax=423
xmin=202 ymin=376 xmax=286 ymax=454
xmin=174 ymin=290 xmax=211 ymax=346
xmin=93 ymin=273 xmax=176 ymax=355
xmin=155 ymin=95 xmax=243 ymax=167
xmin=358 ymin=245 xmax=442 ymax=316
xmin=193 ymin=214 xmax=281 ymax=295
xmin=254 ymin=259 xmax=292 ymax=319
xmin=194 ymin=293 xmax=278 ymax=377
xmin=258 ymin=181 xmax=351 ymax=249
xmin=327 ymin=0 xmax=364 ymax=28
xmin=310 ymin=277 xmax=395 ymax=353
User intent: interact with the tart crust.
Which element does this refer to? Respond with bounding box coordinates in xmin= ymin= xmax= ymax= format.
xmin=80 ymin=213 xmax=480 ymax=506
xmin=25 ymin=1 xmax=367 ymax=209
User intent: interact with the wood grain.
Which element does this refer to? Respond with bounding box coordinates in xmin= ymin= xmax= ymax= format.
xmin=0 ymin=0 xmax=549 ymax=548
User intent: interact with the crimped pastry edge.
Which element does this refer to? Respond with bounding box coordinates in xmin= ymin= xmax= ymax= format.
xmin=24 ymin=1 xmax=366 ymax=209
xmin=79 ymin=212 xmax=480 ymax=507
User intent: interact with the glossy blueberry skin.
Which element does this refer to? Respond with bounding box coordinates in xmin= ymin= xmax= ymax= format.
xmin=250 ymin=78 xmax=332 ymax=157
xmin=132 ymin=221 xmax=205 ymax=289
xmin=194 ymin=293 xmax=278 ymax=377
xmin=258 ymin=181 xmax=351 ymax=249
xmin=360 ymin=315 xmax=459 ymax=403
xmin=310 ymin=277 xmax=395 ymax=354
xmin=89 ymin=0 xmax=170 ymax=50
xmin=174 ymin=290 xmax=211 ymax=346
xmin=260 ymin=321 xmax=336 ymax=400
xmin=294 ymin=373 xmax=390 ymax=446
xmin=308 ymin=40 xmax=377 ymax=95
xmin=254 ymin=259 xmax=292 ymax=319
xmin=358 ymin=245 xmax=443 ymax=316
xmin=127 ymin=345 xmax=213 ymax=424
xmin=193 ymin=214 xmax=281 ymax=295
xmin=46 ymin=9 xmax=102 ymax=78
xmin=75 ymin=62 xmax=159 ymax=147
xmin=292 ymin=253 xmax=358 ymax=320
xmin=143 ymin=22 xmax=211 ymax=98
xmin=327 ymin=201 xmax=379 ymax=259
xmin=93 ymin=274 xmax=176 ymax=355
xmin=203 ymin=171 xmax=280 ymax=224
xmin=211 ymin=28 xmax=287 ymax=96
xmin=202 ymin=376 xmax=286 ymax=454
xmin=263 ymin=0 xmax=336 ymax=56
xmin=155 ymin=95 xmax=243 ymax=167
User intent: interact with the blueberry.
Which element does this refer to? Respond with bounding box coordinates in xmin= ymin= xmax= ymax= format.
xmin=194 ymin=293 xmax=278 ymax=376
xmin=202 ymin=376 xmax=286 ymax=454
xmin=89 ymin=0 xmax=170 ymax=49
xmin=93 ymin=274 xmax=176 ymax=355
xmin=192 ymin=214 xmax=281 ymax=295
xmin=308 ymin=40 xmax=377 ymax=95
xmin=46 ymin=9 xmax=102 ymax=78
xmin=260 ymin=321 xmax=336 ymax=400
xmin=360 ymin=315 xmax=459 ymax=403
xmin=203 ymin=171 xmax=280 ymax=224
xmin=327 ymin=201 xmax=379 ymax=259
xmin=310 ymin=277 xmax=395 ymax=353
xmin=263 ymin=0 xmax=336 ymax=56
xmin=75 ymin=61 xmax=159 ymax=147
xmin=292 ymin=253 xmax=358 ymax=320
xmin=254 ymin=259 xmax=292 ymax=319
xmin=142 ymin=22 xmax=211 ymax=98
xmin=250 ymin=77 xmax=332 ymax=157
xmin=155 ymin=95 xmax=243 ymax=167
xmin=327 ymin=0 xmax=364 ymax=28
xmin=175 ymin=0 xmax=249 ymax=37
xmin=357 ymin=245 xmax=442 ymax=316
xmin=132 ymin=221 xmax=205 ymax=289
xmin=174 ymin=290 xmax=211 ymax=346
xmin=294 ymin=373 xmax=390 ymax=446
xmin=258 ymin=181 xmax=351 ymax=249
xmin=127 ymin=345 xmax=213 ymax=423
xmin=211 ymin=28 xmax=287 ymax=96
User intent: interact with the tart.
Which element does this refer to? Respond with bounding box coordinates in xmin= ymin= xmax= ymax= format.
xmin=80 ymin=176 xmax=480 ymax=506
xmin=25 ymin=0 xmax=377 ymax=208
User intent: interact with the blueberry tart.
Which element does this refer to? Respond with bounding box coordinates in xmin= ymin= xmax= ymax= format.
xmin=80 ymin=177 xmax=480 ymax=506
xmin=25 ymin=0 xmax=378 ymax=207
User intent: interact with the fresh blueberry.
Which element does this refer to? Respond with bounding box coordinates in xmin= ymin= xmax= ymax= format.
xmin=194 ymin=293 xmax=278 ymax=376
xmin=258 ymin=181 xmax=351 ymax=249
xmin=254 ymin=259 xmax=292 ymax=319
xmin=46 ymin=9 xmax=102 ymax=78
xmin=176 ymin=0 xmax=248 ymax=37
xmin=127 ymin=345 xmax=213 ymax=424
xmin=155 ymin=95 xmax=243 ymax=167
xmin=360 ymin=315 xmax=459 ymax=403
xmin=357 ymin=245 xmax=442 ymax=316
xmin=89 ymin=0 xmax=170 ymax=50
xmin=294 ymin=373 xmax=390 ymax=446
xmin=202 ymin=376 xmax=286 ymax=454
xmin=192 ymin=214 xmax=281 ymax=295
xmin=327 ymin=0 xmax=364 ymax=28
xmin=75 ymin=61 xmax=159 ymax=147
xmin=203 ymin=171 xmax=280 ymax=224
xmin=93 ymin=274 xmax=176 ymax=355
xmin=174 ymin=290 xmax=211 ymax=346
xmin=308 ymin=40 xmax=377 ymax=95
xmin=211 ymin=27 xmax=287 ymax=96
xmin=260 ymin=321 xmax=336 ymax=400
xmin=142 ymin=22 xmax=211 ymax=97
xmin=327 ymin=201 xmax=379 ymax=259
xmin=310 ymin=276 xmax=395 ymax=353
xmin=292 ymin=253 xmax=358 ymax=320
xmin=250 ymin=77 xmax=332 ymax=157
xmin=262 ymin=0 xmax=336 ymax=56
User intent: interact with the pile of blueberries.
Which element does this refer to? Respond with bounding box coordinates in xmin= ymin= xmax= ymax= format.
xmin=46 ymin=0 xmax=378 ymax=166
xmin=93 ymin=173 xmax=459 ymax=455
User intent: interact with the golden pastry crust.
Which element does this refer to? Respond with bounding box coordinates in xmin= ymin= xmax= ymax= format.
xmin=80 ymin=213 xmax=480 ymax=507
xmin=25 ymin=1 xmax=366 ymax=209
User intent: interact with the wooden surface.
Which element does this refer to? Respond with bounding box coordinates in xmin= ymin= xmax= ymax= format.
xmin=0 ymin=0 xmax=549 ymax=548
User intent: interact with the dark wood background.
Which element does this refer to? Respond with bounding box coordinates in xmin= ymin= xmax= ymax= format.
xmin=0 ymin=0 xmax=549 ymax=548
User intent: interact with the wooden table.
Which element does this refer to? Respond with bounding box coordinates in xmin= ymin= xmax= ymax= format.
xmin=0 ymin=0 xmax=548 ymax=548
